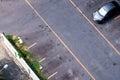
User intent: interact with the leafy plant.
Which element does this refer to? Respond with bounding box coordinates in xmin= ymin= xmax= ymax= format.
xmin=6 ymin=35 xmax=47 ymax=80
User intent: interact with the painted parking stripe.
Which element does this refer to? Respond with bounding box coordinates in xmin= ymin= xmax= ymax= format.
xmin=25 ymin=0 xmax=95 ymax=80
xmin=48 ymin=72 xmax=58 ymax=79
xmin=28 ymin=42 xmax=37 ymax=49
xmin=114 ymin=15 xmax=120 ymax=20
xmin=39 ymin=57 xmax=46 ymax=63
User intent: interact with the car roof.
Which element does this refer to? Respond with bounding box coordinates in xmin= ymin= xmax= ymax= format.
xmin=102 ymin=2 xmax=116 ymax=12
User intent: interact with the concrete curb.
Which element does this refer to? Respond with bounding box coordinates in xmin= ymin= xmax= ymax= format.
xmin=0 ymin=33 xmax=40 ymax=80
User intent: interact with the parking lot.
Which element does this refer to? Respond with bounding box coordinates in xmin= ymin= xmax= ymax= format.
xmin=0 ymin=0 xmax=120 ymax=80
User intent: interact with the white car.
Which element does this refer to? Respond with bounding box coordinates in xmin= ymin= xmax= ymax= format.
xmin=93 ymin=1 xmax=120 ymax=23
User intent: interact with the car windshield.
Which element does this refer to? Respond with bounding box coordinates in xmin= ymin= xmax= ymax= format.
xmin=98 ymin=8 xmax=107 ymax=16
xmin=98 ymin=2 xmax=115 ymax=17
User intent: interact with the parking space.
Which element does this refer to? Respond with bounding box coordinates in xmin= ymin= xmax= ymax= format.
xmin=24 ymin=0 xmax=95 ymax=80
xmin=72 ymin=0 xmax=120 ymax=55
xmin=22 ymin=21 xmax=92 ymax=80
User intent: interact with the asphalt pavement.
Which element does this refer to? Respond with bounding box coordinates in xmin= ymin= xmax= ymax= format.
xmin=0 ymin=0 xmax=120 ymax=80
xmin=28 ymin=0 xmax=120 ymax=80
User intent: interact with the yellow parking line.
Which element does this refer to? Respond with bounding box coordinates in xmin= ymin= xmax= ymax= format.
xmin=25 ymin=0 xmax=95 ymax=80
xmin=114 ymin=15 xmax=120 ymax=20
xmin=48 ymin=72 xmax=58 ymax=79
xmin=69 ymin=0 xmax=120 ymax=56
xmin=39 ymin=57 xmax=46 ymax=63
xmin=28 ymin=42 xmax=37 ymax=49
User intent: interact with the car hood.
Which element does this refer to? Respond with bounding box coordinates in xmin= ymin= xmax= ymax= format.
xmin=93 ymin=11 xmax=104 ymax=21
